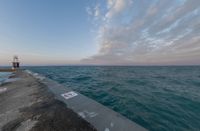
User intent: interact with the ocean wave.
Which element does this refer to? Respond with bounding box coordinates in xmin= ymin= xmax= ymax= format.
xmin=28 ymin=66 xmax=200 ymax=131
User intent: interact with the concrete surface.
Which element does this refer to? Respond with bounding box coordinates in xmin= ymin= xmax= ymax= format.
xmin=29 ymin=70 xmax=148 ymax=131
xmin=0 ymin=71 xmax=97 ymax=131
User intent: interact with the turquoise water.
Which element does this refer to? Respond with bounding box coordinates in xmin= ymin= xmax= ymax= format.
xmin=0 ymin=72 xmax=12 ymax=84
xmin=28 ymin=66 xmax=200 ymax=131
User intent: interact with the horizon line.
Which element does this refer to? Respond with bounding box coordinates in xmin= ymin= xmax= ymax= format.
xmin=1 ymin=64 xmax=200 ymax=67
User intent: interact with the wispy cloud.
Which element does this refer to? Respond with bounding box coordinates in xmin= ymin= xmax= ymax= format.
xmin=83 ymin=0 xmax=200 ymax=65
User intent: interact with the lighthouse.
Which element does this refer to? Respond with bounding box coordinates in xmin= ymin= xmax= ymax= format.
xmin=12 ymin=56 xmax=20 ymax=69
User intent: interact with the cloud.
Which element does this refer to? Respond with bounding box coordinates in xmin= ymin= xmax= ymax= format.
xmin=94 ymin=4 xmax=100 ymax=17
xmin=83 ymin=0 xmax=200 ymax=65
xmin=105 ymin=0 xmax=132 ymax=19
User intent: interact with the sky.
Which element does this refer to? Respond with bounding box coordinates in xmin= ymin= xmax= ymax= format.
xmin=0 ymin=0 xmax=200 ymax=66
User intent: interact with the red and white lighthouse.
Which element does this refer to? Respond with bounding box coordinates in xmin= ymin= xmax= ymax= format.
xmin=12 ymin=55 xmax=20 ymax=69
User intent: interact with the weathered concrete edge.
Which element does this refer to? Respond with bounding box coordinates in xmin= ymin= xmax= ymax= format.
xmin=25 ymin=70 xmax=148 ymax=131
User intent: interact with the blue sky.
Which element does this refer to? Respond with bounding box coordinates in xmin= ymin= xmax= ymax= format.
xmin=0 ymin=0 xmax=98 ymax=65
xmin=0 ymin=0 xmax=200 ymax=66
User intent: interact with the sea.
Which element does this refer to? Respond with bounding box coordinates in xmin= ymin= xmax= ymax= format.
xmin=28 ymin=66 xmax=200 ymax=131
xmin=0 ymin=72 xmax=12 ymax=85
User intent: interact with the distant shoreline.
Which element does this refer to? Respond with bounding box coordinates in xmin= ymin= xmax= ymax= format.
xmin=0 ymin=68 xmax=15 ymax=72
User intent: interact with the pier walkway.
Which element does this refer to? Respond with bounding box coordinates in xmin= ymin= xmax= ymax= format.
xmin=29 ymin=71 xmax=147 ymax=131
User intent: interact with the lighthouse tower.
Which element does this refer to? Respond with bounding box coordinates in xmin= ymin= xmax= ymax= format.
xmin=12 ymin=56 xmax=20 ymax=69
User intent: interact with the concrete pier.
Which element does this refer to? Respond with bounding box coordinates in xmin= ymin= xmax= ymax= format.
xmin=30 ymin=71 xmax=147 ymax=131
xmin=0 ymin=71 xmax=96 ymax=131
